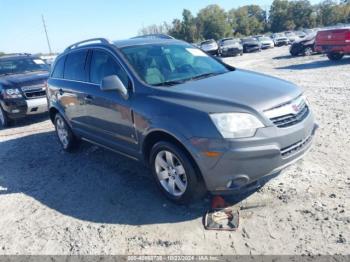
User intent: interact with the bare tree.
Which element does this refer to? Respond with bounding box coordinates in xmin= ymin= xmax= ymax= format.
xmin=138 ymin=22 xmax=171 ymax=36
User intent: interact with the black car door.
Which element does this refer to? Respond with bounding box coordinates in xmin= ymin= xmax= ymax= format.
xmin=81 ymin=48 xmax=138 ymax=155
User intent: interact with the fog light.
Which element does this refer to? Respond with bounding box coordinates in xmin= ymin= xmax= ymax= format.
xmin=12 ymin=109 xmax=20 ymax=113
xmin=227 ymin=175 xmax=250 ymax=189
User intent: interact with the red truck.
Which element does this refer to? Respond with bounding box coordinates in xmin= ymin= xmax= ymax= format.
xmin=315 ymin=27 xmax=350 ymax=61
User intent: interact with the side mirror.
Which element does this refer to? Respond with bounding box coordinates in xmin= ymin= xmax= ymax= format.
xmin=100 ymin=75 xmax=129 ymax=99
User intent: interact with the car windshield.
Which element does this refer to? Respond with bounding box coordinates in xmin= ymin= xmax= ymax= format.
xmin=242 ymin=38 xmax=256 ymax=42
xmin=221 ymin=39 xmax=240 ymax=46
xmin=121 ymin=44 xmax=230 ymax=86
xmin=0 ymin=58 xmax=49 ymax=76
xmin=258 ymin=37 xmax=270 ymax=41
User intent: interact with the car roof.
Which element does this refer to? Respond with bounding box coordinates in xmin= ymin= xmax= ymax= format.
xmin=0 ymin=54 xmax=37 ymax=61
xmin=113 ymin=38 xmax=186 ymax=48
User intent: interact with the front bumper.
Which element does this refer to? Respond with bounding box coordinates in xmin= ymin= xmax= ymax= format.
xmin=221 ymin=48 xmax=243 ymax=56
xmin=275 ymin=40 xmax=289 ymax=46
xmin=1 ymin=97 xmax=48 ymax=119
xmin=261 ymin=43 xmax=274 ymax=49
xmin=204 ymin=49 xmax=218 ymax=55
xmin=188 ymin=111 xmax=317 ymax=193
xmin=245 ymin=46 xmax=260 ymax=52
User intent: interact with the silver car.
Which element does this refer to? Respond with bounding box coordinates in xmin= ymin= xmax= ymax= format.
xmin=200 ymin=39 xmax=219 ymax=55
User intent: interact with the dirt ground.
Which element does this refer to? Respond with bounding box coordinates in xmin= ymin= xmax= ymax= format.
xmin=0 ymin=46 xmax=349 ymax=255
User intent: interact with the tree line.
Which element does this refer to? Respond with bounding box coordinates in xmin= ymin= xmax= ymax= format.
xmin=139 ymin=0 xmax=350 ymax=42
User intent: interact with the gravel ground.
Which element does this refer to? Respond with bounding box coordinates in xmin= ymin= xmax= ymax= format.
xmin=0 ymin=46 xmax=349 ymax=255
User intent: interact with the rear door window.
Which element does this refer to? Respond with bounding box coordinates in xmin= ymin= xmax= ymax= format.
xmin=64 ymin=50 xmax=88 ymax=81
xmin=89 ymin=49 xmax=129 ymax=87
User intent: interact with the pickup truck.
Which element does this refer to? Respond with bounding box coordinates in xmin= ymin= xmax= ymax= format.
xmin=315 ymin=27 xmax=350 ymax=61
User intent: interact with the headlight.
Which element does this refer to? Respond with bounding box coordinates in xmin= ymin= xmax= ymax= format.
xmin=4 ymin=88 xmax=22 ymax=99
xmin=210 ymin=113 xmax=264 ymax=139
xmin=302 ymin=94 xmax=310 ymax=106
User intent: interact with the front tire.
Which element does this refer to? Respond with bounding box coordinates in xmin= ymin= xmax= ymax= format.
xmin=327 ymin=52 xmax=344 ymax=61
xmin=303 ymin=47 xmax=313 ymax=56
xmin=150 ymin=141 xmax=206 ymax=204
xmin=0 ymin=105 xmax=11 ymax=128
xmin=54 ymin=113 xmax=79 ymax=152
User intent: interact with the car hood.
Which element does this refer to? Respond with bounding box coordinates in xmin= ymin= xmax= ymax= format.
xmin=275 ymin=37 xmax=288 ymax=41
xmin=171 ymin=69 xmax=302 ymax=112
xmin=221 ymin=43 xmax=242 ymax=49
xmin=0 ymin=71 xmax=49 ymax=87
xmin=243 ymin=41 xmax=259 ymax=45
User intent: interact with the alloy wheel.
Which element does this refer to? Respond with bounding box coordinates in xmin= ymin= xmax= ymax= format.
xmin=56 ymin=117 xmax=69 ymax=148
xmin=155 ymin=150 xmax=188 ymax=197
xmin=304 ymin=47 xmax=313 ymax=56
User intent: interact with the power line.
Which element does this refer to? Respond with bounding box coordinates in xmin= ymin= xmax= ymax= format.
xmin=41 ymin=14 xmax=52 ymax=54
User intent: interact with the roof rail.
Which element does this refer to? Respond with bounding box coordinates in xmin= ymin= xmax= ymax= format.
xmin=64 ymin=38 xmax=110 ymax=51
xmin=131 ymin=34 xmax=175 ymax=40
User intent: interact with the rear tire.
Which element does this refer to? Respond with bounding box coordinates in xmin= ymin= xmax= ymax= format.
xmin=327 ymin=52 xmax=344 ymax=61
xmin=54 ymin=113 xmax=79 ymax=152
xmin=150 ymin=141 xmax=207 ymax=204
xmin=0 ymin=105 xmax=11 ymax=128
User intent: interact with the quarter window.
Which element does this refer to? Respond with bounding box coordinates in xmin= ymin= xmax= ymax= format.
xmin=90 ymin=50 xmax=129 ymax=87
xmin=51 ymin=56 xmax=65 ymax=78
xmin=64 ymin=50 xmax=88 ymax=81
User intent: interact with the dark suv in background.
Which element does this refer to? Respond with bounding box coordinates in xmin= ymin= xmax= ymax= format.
xmin=0 ymin=53 xmax=49 ymax=127
xmin=47 ymin=38 xmax=317 ymax=204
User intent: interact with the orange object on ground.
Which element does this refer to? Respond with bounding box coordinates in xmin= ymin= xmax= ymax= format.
xmin=211 ymin=195 xmax=228 ymax=209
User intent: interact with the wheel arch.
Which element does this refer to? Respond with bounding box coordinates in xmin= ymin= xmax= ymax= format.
xmin=142 ymin=130 xmax=205 ymax=184
xmin=49 ymin=107 xmax=59 ymax=123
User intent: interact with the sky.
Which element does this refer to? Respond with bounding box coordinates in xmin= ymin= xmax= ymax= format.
xmin=0 ymin=0 xmax=322 ymax=54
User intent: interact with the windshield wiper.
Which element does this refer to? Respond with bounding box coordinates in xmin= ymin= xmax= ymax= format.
xmin=153 ymin=72 xmax=226 ymax=87
xmin=190 ymin=72 xmax=225 ymax=81
xmin=153 ymin=79 xmax=187 ymax=87
xmin=191 ymin=72 xmax=217 ymax=80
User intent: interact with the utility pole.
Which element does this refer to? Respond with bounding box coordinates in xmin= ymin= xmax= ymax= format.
xmin=41 ymin=15 xmax=52 ymax=54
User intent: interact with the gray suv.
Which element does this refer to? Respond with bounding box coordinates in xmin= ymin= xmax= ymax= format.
xmin=47 ymin=38 xmax=317 ymax=204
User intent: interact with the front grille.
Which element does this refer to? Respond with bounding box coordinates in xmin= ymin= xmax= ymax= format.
xmin=270 ymin=104 xmax=309 ymax=128
xmin=21 ymin=85 xmax=46 ymax=99
xmin=281 ymin=134 xmax=313 ymax=157
xmin=24 ymin=90 xmax=46 ymax=99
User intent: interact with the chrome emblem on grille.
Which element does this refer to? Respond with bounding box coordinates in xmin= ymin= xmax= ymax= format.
xmin=292 ymin=104 xmax=300 ymax=113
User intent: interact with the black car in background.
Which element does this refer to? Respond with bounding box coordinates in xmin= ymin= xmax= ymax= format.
xmin=241 ymin=38 xmax=261 ymax=53
xmin=0 ymin=54 xmax=49 ymax=127
xmin=218 ymin=38 xmax=243 ymax=57
xmin=290 ymin=33 xmax=317 ymax=56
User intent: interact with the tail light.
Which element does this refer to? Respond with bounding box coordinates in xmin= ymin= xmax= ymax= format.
xmin=346 ymin=31 xmax=350 ymax=43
